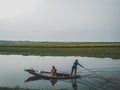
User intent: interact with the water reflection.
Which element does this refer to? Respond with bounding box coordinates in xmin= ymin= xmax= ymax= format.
xmin=25 ymin=76 xmax=58 ymax=86
xmin=25 ymin=76 xmax=78 ymax=90
xmin=72 ymin=79 xmax=77 ymax=90
xmin=25 ymin=76 xmax=42 ymax=82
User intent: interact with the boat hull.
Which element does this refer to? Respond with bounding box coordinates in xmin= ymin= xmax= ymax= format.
xmin=24 ymin=69 xmax=80 ymax=79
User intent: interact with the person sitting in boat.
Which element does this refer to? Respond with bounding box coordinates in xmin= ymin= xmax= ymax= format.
xmin=71 ymin=59 xmax=83 ymax=76
xmin=51 ymin=66 xmax=57 ymax=76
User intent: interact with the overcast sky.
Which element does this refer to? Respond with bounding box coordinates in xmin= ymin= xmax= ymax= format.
xmin=0 ymin=0 xmax=120 ymax=42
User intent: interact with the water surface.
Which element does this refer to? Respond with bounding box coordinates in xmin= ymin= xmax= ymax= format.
xmin=0 ymin=55 xmax=120 ymax=90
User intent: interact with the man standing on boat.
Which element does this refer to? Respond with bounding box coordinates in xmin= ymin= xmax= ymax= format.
xmin=71 ymin=59 xmax=83 ymax=76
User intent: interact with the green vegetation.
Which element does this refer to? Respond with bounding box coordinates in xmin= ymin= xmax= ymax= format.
xmin=0 ymin=87 xmax=68 ymax=90
xmin=0 ymin=42 xmax=120 ymax=59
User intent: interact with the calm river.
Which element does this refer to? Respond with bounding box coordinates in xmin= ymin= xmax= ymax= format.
xmin=0 ymin=55 xmax=120 ymax=90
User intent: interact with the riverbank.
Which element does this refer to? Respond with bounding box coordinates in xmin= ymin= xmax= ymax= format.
xmin=0 ymin=87 xmax=67 ymax=90
xmin=0 ymin=42 xmax=120 ymax=59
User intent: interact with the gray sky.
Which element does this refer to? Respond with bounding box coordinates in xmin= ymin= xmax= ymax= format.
xmin=0 ymin=0 xmax=120 ymax=42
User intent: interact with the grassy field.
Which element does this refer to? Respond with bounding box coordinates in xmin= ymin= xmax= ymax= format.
xmin=0 ymin=42 xmax=120 ymax=59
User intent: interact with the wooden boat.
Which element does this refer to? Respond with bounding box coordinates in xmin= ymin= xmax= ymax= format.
xmin=24 ymin=68 xmax=80 ymax=79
